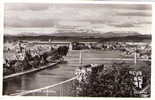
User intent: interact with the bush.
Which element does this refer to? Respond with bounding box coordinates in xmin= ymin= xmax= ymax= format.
xmin=74 ymin=62 xmax=149 ymax=97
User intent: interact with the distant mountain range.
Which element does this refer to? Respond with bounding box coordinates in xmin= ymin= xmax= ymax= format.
xmin=4 ymin=31 xmax=151 ymax=42
xmin=4 ymin=31 xmax=146 ymax=38
xmin=101 ymin=31 xmax=141 ymax=38
xmin=44 ymin=31 xmax=142 ymax=38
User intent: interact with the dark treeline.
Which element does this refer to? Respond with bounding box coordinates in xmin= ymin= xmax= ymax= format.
xmin=99 ymin=35 xmax=151 ymax=42
xmin=4 ymin=34 xmax=151 ymax=43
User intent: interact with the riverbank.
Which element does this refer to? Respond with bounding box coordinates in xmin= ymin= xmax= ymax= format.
xmin=3 ymin=62 xmax=60 ymax=80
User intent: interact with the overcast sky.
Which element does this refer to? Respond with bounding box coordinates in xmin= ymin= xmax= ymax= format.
xmin=4 ymin=3 xmax=152 ymax=35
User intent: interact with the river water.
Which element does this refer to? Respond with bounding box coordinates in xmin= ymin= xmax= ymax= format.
xmin=3 ymin=62 xmax=78 ymax=95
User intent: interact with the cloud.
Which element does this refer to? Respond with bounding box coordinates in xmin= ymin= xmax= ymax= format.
xmin=5 ymin=18 xmax=57 ymax=28
xmin=134 ymin=21 xmax=152 ymax=25
xmin=5 ymin=3 xmax=50 ymax=11
xmin=4 ymin=3 xmax=152 ymax=35
xmin=110 ymin=23 xmax=135 ymax=28
xmin=117 ymin=12 xmax=151 ymax=17
xmin=103 ymin=4 xmax=152 ymax=10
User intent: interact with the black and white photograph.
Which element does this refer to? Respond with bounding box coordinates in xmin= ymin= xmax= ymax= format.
xmin=3 ymin=3 xmax=152 ymax=97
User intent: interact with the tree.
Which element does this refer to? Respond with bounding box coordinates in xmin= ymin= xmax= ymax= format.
xmin=74 ymin=62 xmax=138 ymax=97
